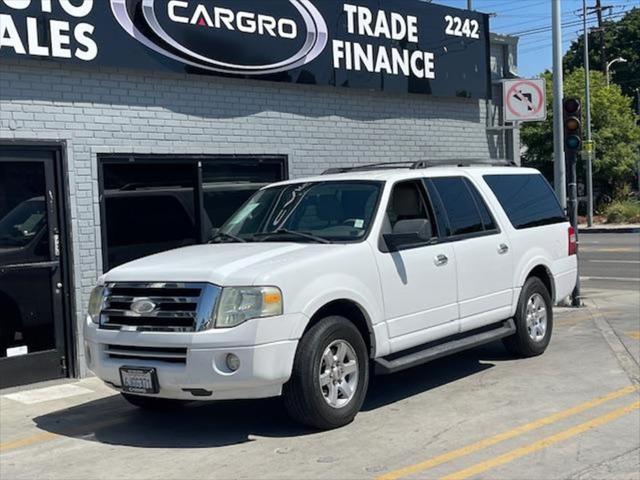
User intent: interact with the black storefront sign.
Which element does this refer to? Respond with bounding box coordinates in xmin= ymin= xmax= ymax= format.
xmin=0 ymin=0 xmax=491 ymax=99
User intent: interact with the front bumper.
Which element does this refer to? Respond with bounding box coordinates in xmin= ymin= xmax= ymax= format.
xmin=84 ymin=313 xmax=304 ymax=400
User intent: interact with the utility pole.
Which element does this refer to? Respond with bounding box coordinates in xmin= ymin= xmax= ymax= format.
xmin=636 ymin=89 xmax=640 ymax=194
xmin=583 ymin=0 xmax=594 ymax=227
xmin=552 ymin=0 xmax=567 ymax=208
xmin=595 ymin=0 xmax=606 ymax=71
xmin=467 ymin=0 xmax=472 ymax=10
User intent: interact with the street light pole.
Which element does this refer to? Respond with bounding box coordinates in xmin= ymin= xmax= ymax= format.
xmin=553 ymin=0 xmax=567 ymax=208
xmin=605 ymin=57 xmax=628 ymax=86
xmin=583 ymin=0 xmax=594 ymax=227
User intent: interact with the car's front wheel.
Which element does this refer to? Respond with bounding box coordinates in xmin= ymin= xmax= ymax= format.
xmin=283 ymin=316 xmax=369 ymax=429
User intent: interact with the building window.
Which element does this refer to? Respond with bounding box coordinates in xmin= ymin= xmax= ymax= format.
xmin=99 ymin=155 xmax=287 ymax=270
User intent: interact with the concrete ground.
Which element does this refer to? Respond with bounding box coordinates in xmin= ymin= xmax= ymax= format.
xmin=1 ymin=233 xmax=639 ymax=480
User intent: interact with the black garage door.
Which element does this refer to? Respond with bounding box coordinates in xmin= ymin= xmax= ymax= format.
xmin=99 ymin=155 xmax=288 ymax=270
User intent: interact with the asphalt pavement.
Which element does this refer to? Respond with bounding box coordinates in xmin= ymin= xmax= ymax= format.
xmin=579 ymin=233 xmax=640 ymax=291
xmin=0 ymin=233 xmax=638 ymax=480
xmin=579 ymin=232 xmax=640 ymax=369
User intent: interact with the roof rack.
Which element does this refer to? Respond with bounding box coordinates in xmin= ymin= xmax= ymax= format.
xmin=322 ymin=161 xmax=433 ymax=175
xmin=321 ymin=159 xmax=516 ymax=175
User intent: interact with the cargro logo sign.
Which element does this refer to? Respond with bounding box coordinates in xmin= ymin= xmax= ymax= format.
xmin=110 ymin=0 xmax=329 ymax=75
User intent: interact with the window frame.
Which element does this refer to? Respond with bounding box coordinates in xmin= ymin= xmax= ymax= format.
xmin=98 ymin=154 xmax=288 ymax=271
xmin=423 ymin=176 xmax=501 ymax=243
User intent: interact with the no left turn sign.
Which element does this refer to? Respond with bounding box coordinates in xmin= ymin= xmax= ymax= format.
xmin=503 ymin=79 xmax=547 ymax=122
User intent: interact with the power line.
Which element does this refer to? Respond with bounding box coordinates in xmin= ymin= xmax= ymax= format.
xmin=508 ymin=11 xmax=626 ymax=36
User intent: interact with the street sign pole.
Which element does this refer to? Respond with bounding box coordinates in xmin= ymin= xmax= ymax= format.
xmin=552 ymin=0 xmax=567 ymax=208
xmin=567 ymin=148 xmax=582 ymax=307
xmin=583 ymin=0 xmax=594 ymax=227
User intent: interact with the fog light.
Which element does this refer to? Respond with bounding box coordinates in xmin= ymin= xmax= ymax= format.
xmin=225 ymin=353 xmax=240 ymax=372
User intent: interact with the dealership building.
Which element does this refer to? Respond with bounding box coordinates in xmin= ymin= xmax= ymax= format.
xmin=0 ymin=0 xmax=518 ymax=388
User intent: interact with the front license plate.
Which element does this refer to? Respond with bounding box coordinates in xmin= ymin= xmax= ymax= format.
xmin=119 ymin=367 xmax=159 ymax=394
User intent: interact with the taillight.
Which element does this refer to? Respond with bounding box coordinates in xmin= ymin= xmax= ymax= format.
xmin=568 ymin=226 xmax=577 ymax=256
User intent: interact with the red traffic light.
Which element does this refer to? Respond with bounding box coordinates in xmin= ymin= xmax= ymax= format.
xmin=563 ymin=98 xmax=581 ymax=114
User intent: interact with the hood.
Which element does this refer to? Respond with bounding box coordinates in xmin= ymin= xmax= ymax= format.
xmin=103 ymin=242 xmax=337 ymax=286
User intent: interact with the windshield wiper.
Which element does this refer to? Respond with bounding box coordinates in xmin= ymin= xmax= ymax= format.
xmin=255 ymin=229 xmax=331 ymax=244
xmin=208 ymin=232 xmax=246 ymax=244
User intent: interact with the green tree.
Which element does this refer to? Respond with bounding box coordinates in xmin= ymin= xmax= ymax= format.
xmin=564 ymin=8 xmax=639 ymax=98
xmin=521 ymin=69 xmax=640 ymax=201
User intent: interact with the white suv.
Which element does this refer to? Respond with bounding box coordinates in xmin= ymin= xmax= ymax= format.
xmin=85 ymin=162 xmax=578 ymax=429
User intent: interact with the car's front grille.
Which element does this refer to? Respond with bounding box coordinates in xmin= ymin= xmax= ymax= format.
xmin=104 ymin=344 xmax=188 ymax=364
xmin=100 ymin=282 xmax=220 ymax=332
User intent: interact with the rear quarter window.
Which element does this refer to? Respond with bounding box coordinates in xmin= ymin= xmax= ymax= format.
xmin=483 ymin=174 xmax=566 ymax=229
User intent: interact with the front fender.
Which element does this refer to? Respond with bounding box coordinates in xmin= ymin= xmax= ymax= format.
xmin=287 ymin=273 xmax=387 ymax=354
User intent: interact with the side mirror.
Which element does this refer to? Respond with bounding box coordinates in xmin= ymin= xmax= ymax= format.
xmin=383 ymin=219 xmax=433 ymax=251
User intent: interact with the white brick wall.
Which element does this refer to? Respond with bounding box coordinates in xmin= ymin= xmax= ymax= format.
xmin=0 ymin=59 xmax=496 ymax=376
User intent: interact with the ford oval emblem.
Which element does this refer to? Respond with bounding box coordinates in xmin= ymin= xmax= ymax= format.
xmin=110 ymin=0 xmax=328 ymax=75
xmin=130 ymin=298 xmax=157 ymax=315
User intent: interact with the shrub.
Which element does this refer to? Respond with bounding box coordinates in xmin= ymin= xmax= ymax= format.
xmin=602 ymin=200 xmax=640 ymax=224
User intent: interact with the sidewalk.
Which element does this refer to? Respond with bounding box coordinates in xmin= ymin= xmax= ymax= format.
xmin=579 ymin=224 xmax=640 ymax=234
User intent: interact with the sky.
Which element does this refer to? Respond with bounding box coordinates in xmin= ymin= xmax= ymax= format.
xmin=432 ymin=0 xmax=640 ymax=77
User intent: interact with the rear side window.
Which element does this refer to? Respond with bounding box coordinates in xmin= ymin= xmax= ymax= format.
xmin=484 ymin=174 xmax=566 ymax=229
xmin=430 ymin=177 xmax=484 ymax=236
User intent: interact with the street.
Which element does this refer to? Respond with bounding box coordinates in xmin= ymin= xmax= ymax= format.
xmin=1 ymin=233 xmax=639 ymax=480
xmin=580 ymin=233 xmax=640 ymax=290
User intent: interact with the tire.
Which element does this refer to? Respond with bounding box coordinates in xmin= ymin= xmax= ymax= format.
xmin=283 ymin=316 xmax=369 ymax=430
xmin=121 ymin=393 xmax=186 ymax=411
xmin=503 ymin=277 xmax=553 ymax=357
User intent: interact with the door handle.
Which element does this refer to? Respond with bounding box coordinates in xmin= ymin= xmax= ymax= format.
xmin=434 ymin=254 xmax=449 ymax=266
xmin=498 ymin=243 xmax=510 ymax=254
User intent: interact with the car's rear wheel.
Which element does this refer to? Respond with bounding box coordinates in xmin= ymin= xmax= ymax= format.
xmin=121 ymin=393 xmax=186 ymax=410
xmin=283 ymin=316 xmax=369 ymax=430
xmin=503 ymin=277 xmax=553 ymax=357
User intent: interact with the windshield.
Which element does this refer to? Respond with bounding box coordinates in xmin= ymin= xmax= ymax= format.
xmin=0 ymin=198 xmax=46 ymax=248
xmin=217 ymin=181 xmax=382 ymax=243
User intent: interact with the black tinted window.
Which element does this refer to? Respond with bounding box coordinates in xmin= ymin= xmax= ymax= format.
xmin=431 ymin=177 xmax=483 ymax=236
xmin=102 ymin=163 xmax=198 ymax=269
xmin=105 ymin=195 xmax=197 ymax=268
xmin=100 ymin=157 xmax=286 ymax=270
xmin=484 ymin=174 xmax=566 ymax=229
xmin=202 ymin=159 xmax=284 ymax=228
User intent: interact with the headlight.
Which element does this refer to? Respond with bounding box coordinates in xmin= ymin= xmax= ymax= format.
xmin=88 ymin=286 xmax=105 ymax=324
xmin=214 ymin=286 xmax=283 ymax=328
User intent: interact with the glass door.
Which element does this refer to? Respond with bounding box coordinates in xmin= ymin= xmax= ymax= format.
xmin=0 ymin=150 xmax=67 ymax=388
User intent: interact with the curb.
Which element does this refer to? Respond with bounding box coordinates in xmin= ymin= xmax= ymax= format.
xmin=585 ymin=299 xmax=640 ymax=387
xmin=579 ymin=227 xmax=640 ymax=234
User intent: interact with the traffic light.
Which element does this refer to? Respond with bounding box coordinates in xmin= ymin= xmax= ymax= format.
xmin=563 ymin=97 xmax=582 ymax=153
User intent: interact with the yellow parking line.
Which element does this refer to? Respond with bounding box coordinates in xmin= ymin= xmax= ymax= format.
xmin=0 ymin=417 xmax=125 ymax=454
xmin=0 ymin=432 xmax=58 ymax=453
xmin=626 ymin=331 xmax=640 ymax=340
xmin=441 ymin=400 xmax=640 ymax=480
xmin=376 ymin=385 xmax=637 ymax=480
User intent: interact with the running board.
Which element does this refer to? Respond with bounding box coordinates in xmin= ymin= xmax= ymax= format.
xmin=375 ymin=319 xmax=516 ymax=375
